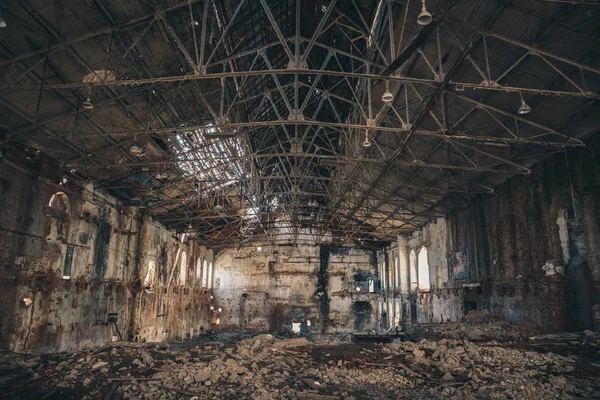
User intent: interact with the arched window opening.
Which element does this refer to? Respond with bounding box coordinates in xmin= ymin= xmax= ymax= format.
xmin=202 ymin=260 xmax=208 ymax=287
xmin=46 ymin=192 xmax=71 ymax=251
xmin=179 ymin=252 xmax=187 ymax=285
xmin=208 ymin=262 xmax=213 ymax=289
xmin=196 ymin=259 xmax=202 ymax=283
xmin=409 ymin=250 xmax=418 ymax=292
xmin=48 ymin=192 xmax=70 ymax=216
xmin=394 ymin=255 xmax=399 ymax=288
xmin=417 ymin=247 xmax=430 ymax=290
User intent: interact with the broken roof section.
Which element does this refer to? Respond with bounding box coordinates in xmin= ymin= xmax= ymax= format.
xmin=172 ymin=125 xmax=247 ymax=194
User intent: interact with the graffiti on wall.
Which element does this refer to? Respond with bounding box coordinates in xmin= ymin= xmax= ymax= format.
xmin=448 ymin=251 xmax=469 ymax=280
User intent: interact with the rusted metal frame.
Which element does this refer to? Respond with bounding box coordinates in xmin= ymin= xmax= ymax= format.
xmin=331 ymin=19 xmax=368 ymax=59
xmin=297 ymin=98 xmax=330 ymax=188
xmin=261 ymin=53 xmax=294 ymax=114
xmin=204 ymin=40 xmax=282 ymax=74
xmin=155 ymin=207 xmax=403 ymax=224
xmin=87 ymin=8 xmax=193 ymax=206
xmin=369 ymin=204 xmax=424 ymax=232
xmin=445 ymin=26 xmax=492 ymax=85
xmin=357 ymin=188 xmax=431 ymax=226
xmin=298 ymin=80 xmax=356 ymax=106
xmin=382 ymin=0 xmax=458 ymax=76
xmin=346 ymin=139 xmax=462 ymax=237
xmin=444 ymin=137 xmax=531 ymax=174
xmin=446 ymin=91 xmax=584 ymax=145
xmin=25 ymin=3 xmax=183 ymax=190
xmin=12 ymin=68 xmax=600 ymax=99
xmin=408 ymin=84 xmax=445 ymax=130
xmin=159 ymin=13 xmax=200 ymax=75
xmin=76 ymin=149 xmax=532 ymax=176
xmin=538 ymin=15 xmax=599 ymax=47
xmin=492 ymin=51 xmax=529 ymax=83
xmin=396 ymin=1 xmax=412 ymax=57
xmin=392 ymin=134 xmax=498 ymax=194
xmin=449 ymin=105 xmax=476 ymax=131
xmin=219 ymin=68 xmax=227 ymax=118
xmin=371 ymin=80 xmax=405 ymax=129
xmin=60 ymin=117 xmax=584 ymax=148
xmin=482 ymin=34 xmax=492 ymax=82
xmin=387 ymin=0 xmax=395 ymax=60
xmin=301 ymin=0 xmax=338 ymax=64
xmin=453 ymin=21 xmax=600 ymax=77
xmin=388 ymin=100 xmax=409 ymax=129
xmin=331 ymin=43 xmax=473 ymax=235
xmin=197 ymin=0 xmax=210 ymax=70
xmin=258 ymin=0 xmax=294 ymax=62
xmin=417 ymin=48 xmax=440 ymax=81
xmin=332 ymin=54 xmax=369 ymax=122
xmin=481 ymin=108 xmax=518 ymax=139
xmin=0 ymin=1 xmax=200 ymax=67
xmin=262 ymin=119 xmax=295 ymax=196
xmin=7 ymin=52 xmax=56 ymax=88
xmin=66 ymin=86 xmax=202 ymax=162
xmin=377 ymin=188 xmax=458 ymax=234
xmin=0 ymin=97 xmax=91 ymax=164
xmin=249 ymin=95 xmax=268 ymax=122
xmin=187 ymin=0 xmax=200 ymax=68
xmin=299 ymin=53 xmax=333 ymax=114
xmin=111 ymin=18 xmax=157 ymax=72
xmin=308 ymin=40 xmax=387 ymax=71
xmin=34 ymin=40 xmax=51 ymax=124
xmin=444 ymin=139 xmax=478 ymax=168
xmin=191 ymin=85 xmax=220 ymax=121
xmin=537 ymin=54 xmax=586 ymax=94
xmin=225 ymin=52 xmax=262 ymax=118
xmin=0 ymin=44 xmax=119 ymax=163
xmin=204 ymin=0 xmax=247 ymax=67
xmin=349 ymin=0 xmax=389 ymax=66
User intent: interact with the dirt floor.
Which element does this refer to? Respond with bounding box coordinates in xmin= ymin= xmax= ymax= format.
xmin=2 ymin=323 xmax=600 ymax=399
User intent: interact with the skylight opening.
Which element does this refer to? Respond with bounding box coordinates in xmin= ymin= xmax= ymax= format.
xmin=172 ymin=125 xmax=246 ymax=193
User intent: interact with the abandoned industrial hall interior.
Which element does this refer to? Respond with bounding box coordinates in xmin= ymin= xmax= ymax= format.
xmin=3 ymin=0 xmax=600 ymax=398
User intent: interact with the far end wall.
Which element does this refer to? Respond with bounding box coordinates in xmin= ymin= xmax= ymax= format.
xmin=212 ymin=244 xmax=378 ymax=334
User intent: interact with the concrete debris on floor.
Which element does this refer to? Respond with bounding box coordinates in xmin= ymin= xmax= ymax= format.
xmin=2 ymin=327 xmax=600 ymax=400
xmin=410 ymin=319 xmax=541 ymax=342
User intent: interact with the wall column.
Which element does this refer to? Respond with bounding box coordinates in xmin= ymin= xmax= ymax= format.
xmin=398 ymin=235 xmax=411 ymax=326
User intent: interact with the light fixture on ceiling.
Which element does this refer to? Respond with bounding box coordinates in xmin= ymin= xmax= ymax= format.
xmin=257 ymin=246 xmax=262 ymax=252
xmin=382 ymin=80 xmax=394 ymax=103
xmin=82 ymin=87 xmax=93 ymax=109
xmin=129 ymin=142 xmax=141 ymax=155
xmin=0 ymin=13 xmax=6 ymax=28
xmin=517 ymin=93 xmax=531 ymax=115
xmin=417 ymin=0 xmax=433 ymax=26
xmin=362 ymin=129 xmax=371 ymax=147
xmin=82 ymin=97 xmax=93 ymax=109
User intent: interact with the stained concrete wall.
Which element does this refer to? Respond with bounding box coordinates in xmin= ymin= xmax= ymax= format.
xmin=0 ymin=161 xmax=214 ymax=353
xmin=398 ymin=133 xmax=600 ymax=332
xmin=213 ymin=244 xmax=378 ymax=333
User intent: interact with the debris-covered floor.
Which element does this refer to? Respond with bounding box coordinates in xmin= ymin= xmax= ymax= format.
xmin=2 ymin=325 xmax=600 ymax=400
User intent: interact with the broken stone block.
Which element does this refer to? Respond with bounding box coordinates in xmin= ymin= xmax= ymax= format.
xmin=91 ymin=361 xmax=109 ymax=370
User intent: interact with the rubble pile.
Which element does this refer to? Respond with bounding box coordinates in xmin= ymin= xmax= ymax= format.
xmin=411 ymin=319 xmax=540 ymax=342
xmin=1 ymin=330 xmax=599 ymax=400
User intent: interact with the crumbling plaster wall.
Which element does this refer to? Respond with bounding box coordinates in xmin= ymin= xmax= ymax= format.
xmin=132 ymin=220 xmax=215 ymax=344
xmin=0 ymin=161 xmax=214 ymax=353
xmin=212 ymin=244 xmax=378 ymax=333
xmin=402 ymin=134 xmax=600 ymax=332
